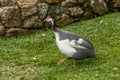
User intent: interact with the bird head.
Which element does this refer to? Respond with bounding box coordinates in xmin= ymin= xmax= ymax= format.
xmin=44 ymin=15 xmax=54 ymax=27
xmin=44 ymin=15 xmax=57 ymax=31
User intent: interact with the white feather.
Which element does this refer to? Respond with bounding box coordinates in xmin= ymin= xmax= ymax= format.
xmin=77 ymin=38 xmax=84 ymax=44
xmin=70 ymin=39 xmax=87 ymax=49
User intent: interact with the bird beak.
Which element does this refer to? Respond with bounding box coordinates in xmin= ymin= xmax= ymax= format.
xmin=43 ymin=18 xmax=46 ymax=22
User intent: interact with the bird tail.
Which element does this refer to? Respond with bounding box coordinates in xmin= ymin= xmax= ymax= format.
xmin=90 ymin=49 xmax=97 ymax=58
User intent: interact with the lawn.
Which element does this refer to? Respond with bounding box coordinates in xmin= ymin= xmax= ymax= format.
xmin=0 ymin=13 xmax=120 ymax=80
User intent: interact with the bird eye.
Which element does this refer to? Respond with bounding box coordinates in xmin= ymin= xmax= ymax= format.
xmin=46 ymin=18 xmax=50 ymax=21
xmin=48 ymin=18 xmax=53 ymax=22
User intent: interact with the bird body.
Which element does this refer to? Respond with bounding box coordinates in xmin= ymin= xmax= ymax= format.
xmin=44 ymin=16 xmax=96 ymax=65
xmin=54 ymin=29 xmax=96 ymax=60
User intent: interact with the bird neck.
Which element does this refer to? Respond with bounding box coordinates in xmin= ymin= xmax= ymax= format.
xmin=51 ymin=21 xmax=57 ymax=32
xmin=51 ymin=25 xmax=57 ymax=32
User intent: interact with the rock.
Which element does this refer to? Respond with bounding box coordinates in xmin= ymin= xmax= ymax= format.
xmin=37 ymin=3 xmax=49 ymax=19
xmin=113 ymin=0 xmax=120 ymax=8
xmin=60 ymin=6 xmax=70 ymax=16
xmin=17 ymin=0 xmax=38 ymax=6
xmin=6 ymin=28 xmax=30 ymax=37
xmin=83 ymin=10 xmax=94 ymax=19
xmin=56 ymin=14 xmax=73 ymax=26
xmin=78 ymin=0 xmax=87 ymax=4
xmin=0 ymin=23 xmax=5 ymax=36
xmin=45 ymin=0 xmax=62 ymax=3
xmin=38 ymin=0 xmax=46 ymax=3
xmin=23 ymin=16 xmax=43 ymax=28
xmin=0 ymin=6 xmax=21 ymax=28
xmin=61 ymin=0 xmax=77 ymax=7
xmin=33 ymin=18 xmax=43 ymax=28
xmin=90 ymin=0 xmax=108 ymax=15
xmin=0 ymin=0 xmax=17 ymax=7
xmin=48 ymin=5 xmax=70 ymax=16
xmin=68 ymin=7 xmax=84 ymax=17
xmin=48 ymin=6 xmax=61 ymax=15
xmin=48 ymin=6 xmax=70 ymax=23
xmin=17 ymin=0 xmax=38 ymax=19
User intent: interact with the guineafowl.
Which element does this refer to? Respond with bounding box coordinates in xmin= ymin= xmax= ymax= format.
xmin=44 ymin=15 xmax=96 ymax=65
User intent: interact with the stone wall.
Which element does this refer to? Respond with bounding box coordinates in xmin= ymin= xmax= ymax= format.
xmin=0 ymin=0 xmax=120 ymax=37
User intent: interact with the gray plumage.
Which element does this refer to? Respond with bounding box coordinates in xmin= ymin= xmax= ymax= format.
xmin=56 ymin=29 xmax=96 ymax=60
xmin=57 ymin=29 xmax=94 ymax=49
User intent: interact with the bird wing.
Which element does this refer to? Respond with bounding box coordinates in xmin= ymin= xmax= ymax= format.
xmin=58 ymin=29 xmax=94 ymax=49
xmin=67 ymin=32 xmax=93 ymax=49
xmin=69 ymin=37 xmax=93 ymax=49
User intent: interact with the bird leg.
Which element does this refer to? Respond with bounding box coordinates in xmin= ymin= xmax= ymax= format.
xmin=57 ymin=58 xmax=67 ymax=65
xmin=73 ymin=60 xmax=77 ymax=65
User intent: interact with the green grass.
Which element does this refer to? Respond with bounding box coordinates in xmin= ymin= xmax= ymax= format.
xmin=0 ymin=13 xmax=120 ymax=80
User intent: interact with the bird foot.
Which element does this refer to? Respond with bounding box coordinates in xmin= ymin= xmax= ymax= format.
xmin=70 ymin=60 xmax=77 ymax=67
xmin=73 ymin=60 xmax=77 ymax=65
xmin=71 ymin=60 xmax=77 ymax=67
xmin=57 ymin=58 xmax=67 ymax=65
